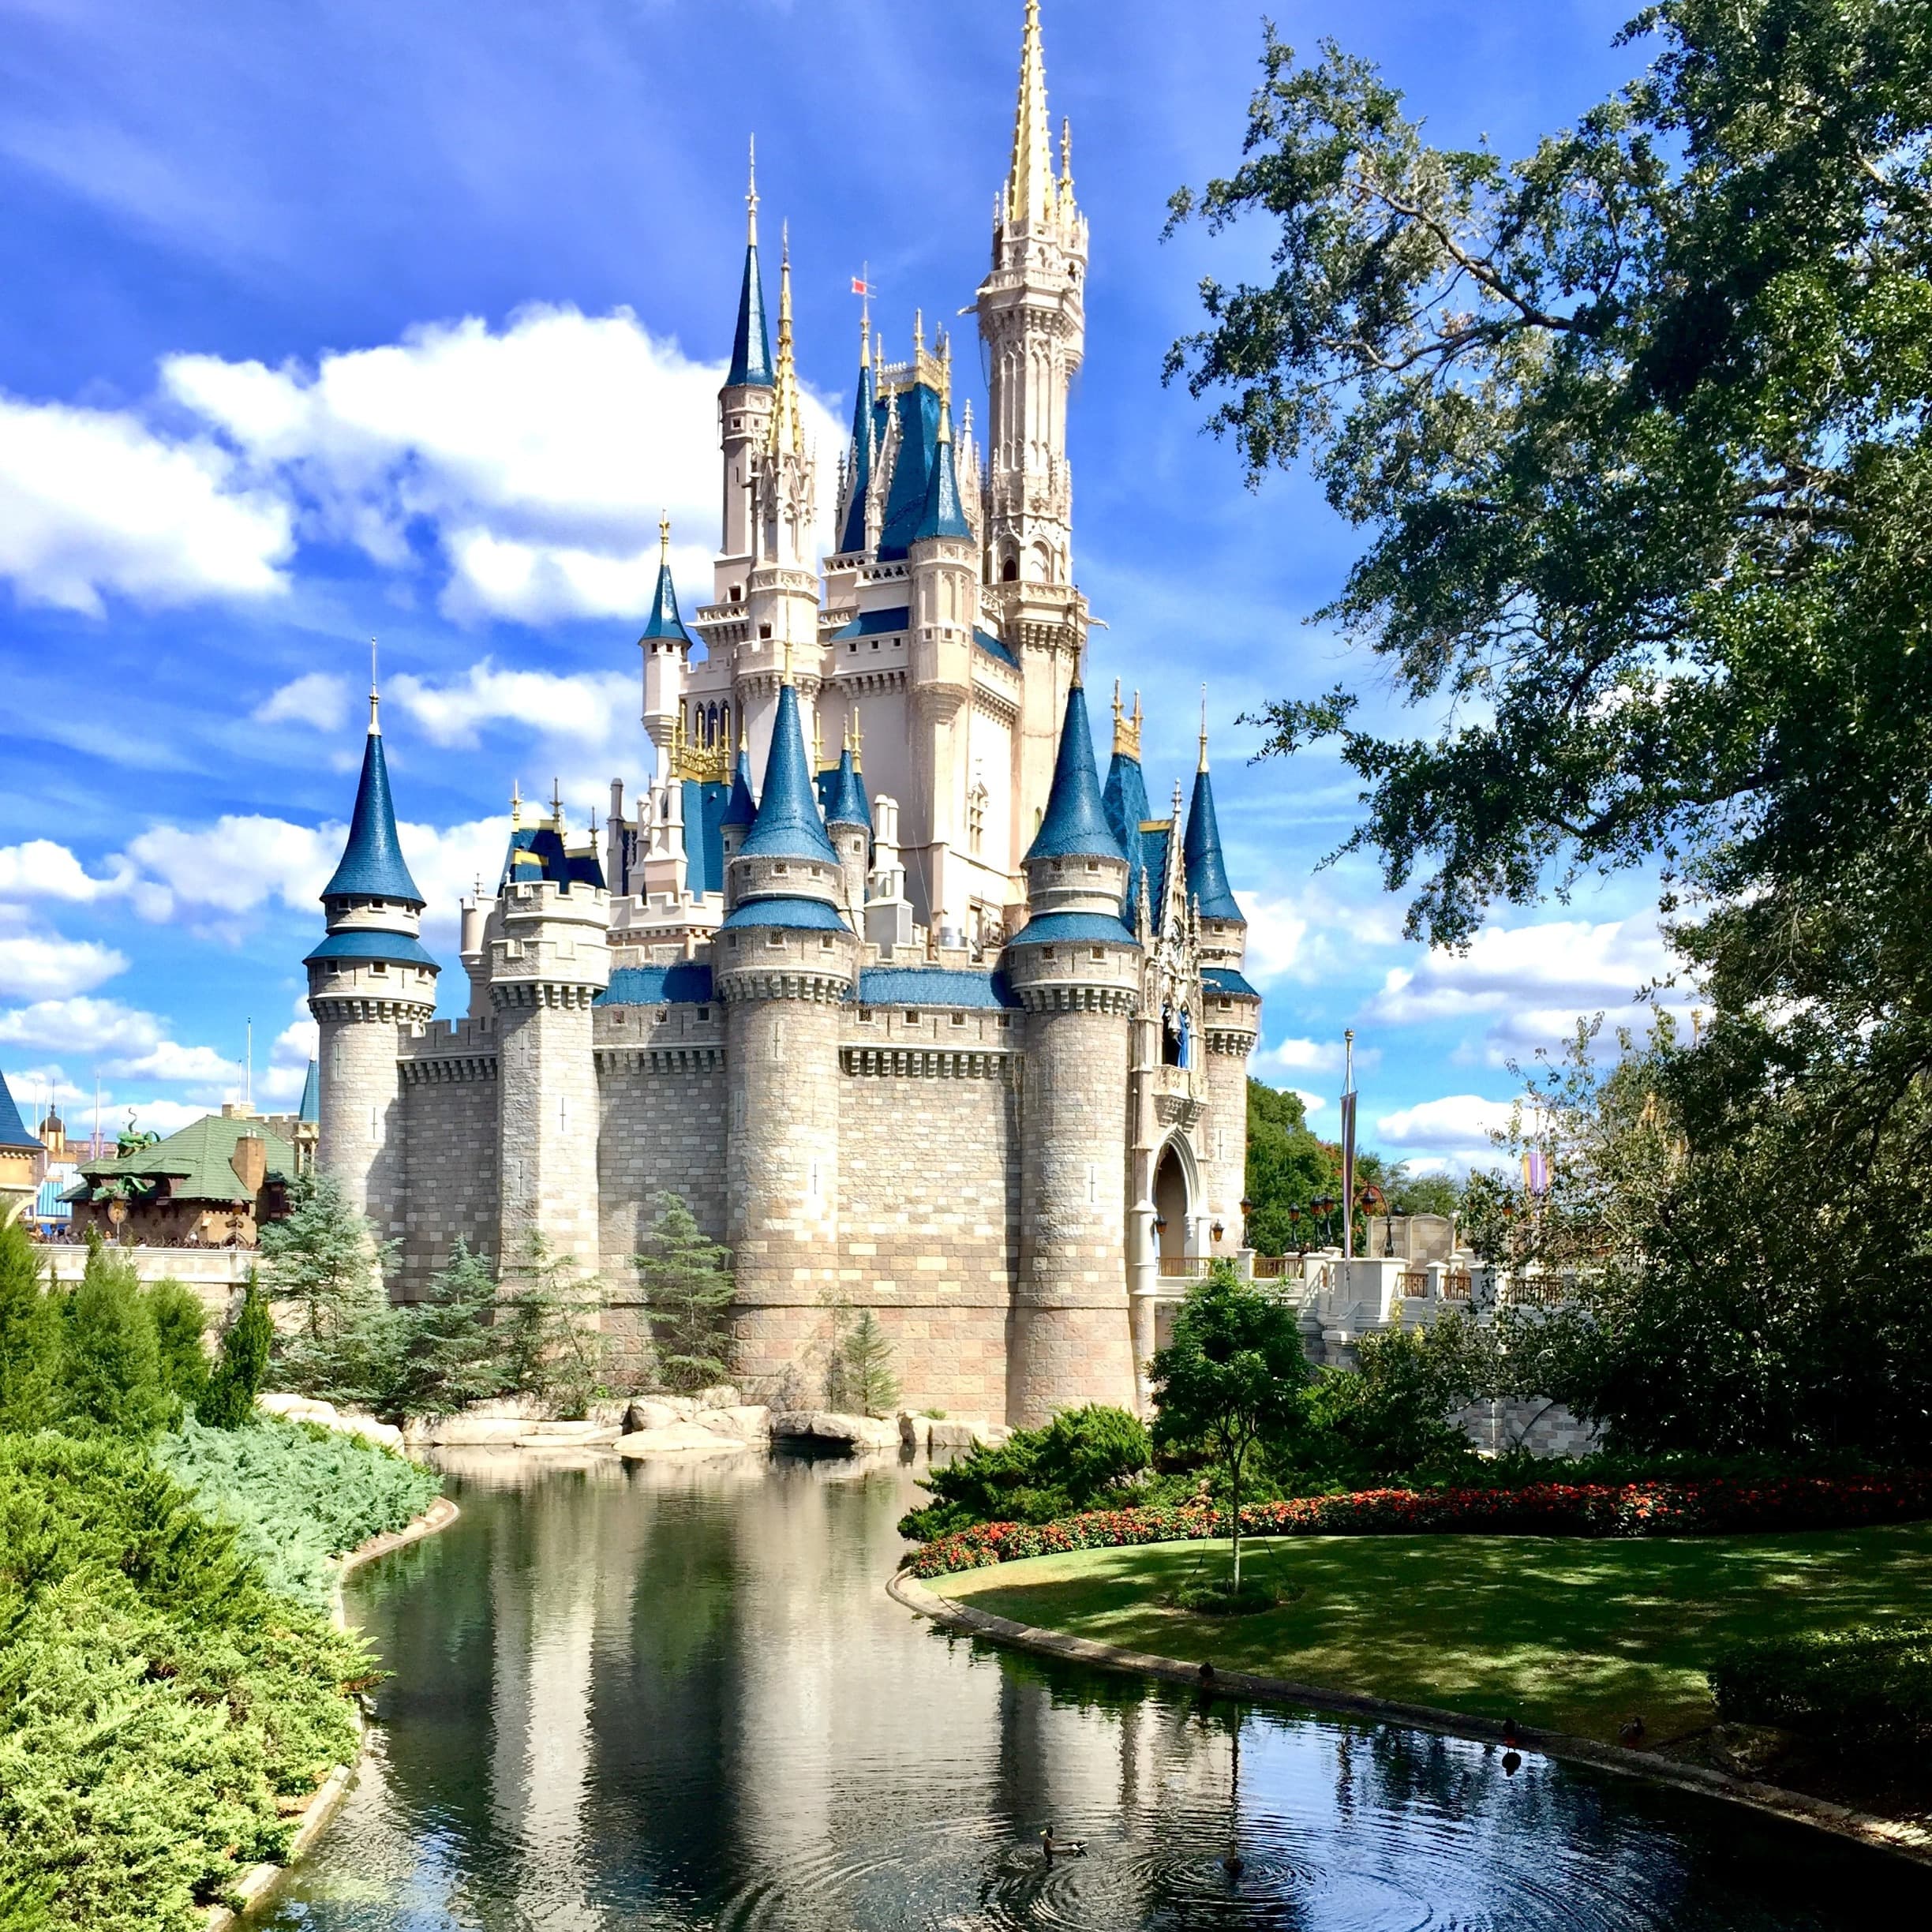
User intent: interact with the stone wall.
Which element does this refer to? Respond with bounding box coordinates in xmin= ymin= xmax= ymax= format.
xmin=397 ymin=1058 xmax=500 ymax=1290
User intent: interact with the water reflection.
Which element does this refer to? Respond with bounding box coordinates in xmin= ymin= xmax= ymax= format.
xmin=265 ymin=1451 xmax=1931 ymax=1931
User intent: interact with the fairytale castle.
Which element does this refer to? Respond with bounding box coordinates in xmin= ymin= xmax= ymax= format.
xmin=305 ymin=2 xmax=1260 ymax=1425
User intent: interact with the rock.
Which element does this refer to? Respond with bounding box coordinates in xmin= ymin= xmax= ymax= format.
xmin=769 ymin=1410 xmax=900 ymax=1452
xmin=615 ymin=1421 xmax=758 ymax=1458
xmin=515 ymin=1422 xmax=623 ymax=1447
xmin=930 ymin=1419 xmax=1010 ymax=1451
xmin=627 ymin=1399 xmax=683 ymax=1433
xmin=586 ymin=1400 xmax=631 ymax=1428
xmin=409 ymin=1417 xmax=534 ymax=1446
xmin=693 ymin=1383 xmax=743 ymax=1410
xmin=256 ymin=1392 xmax=402 ymax=1451
xmin=698 ymin=1405 xmax=770 ymax=1440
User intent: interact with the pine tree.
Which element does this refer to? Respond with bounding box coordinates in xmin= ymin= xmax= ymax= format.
xmin=376 ymin=1241 xmax=506 ymax=1421
xmin=62 ymin=1237 xmax=169 ymax=1438
xmin=498 ymin=1230 xmax=605 ymax=1418
xmin=839 ymin=1309 xmax=900 ymax=1418
xmin=145 ymin=1278 xmax=208 ymax=1413
xmin=199 ymin=1273 xmax=274 ymax=1427
xmin=259 ymin=1172 xmax=393 ymax=1396
xmin=635 ymin=1193 xmax=736 ymax=1394
xmin=0 ymin=1215 xmax=61 ymax=1432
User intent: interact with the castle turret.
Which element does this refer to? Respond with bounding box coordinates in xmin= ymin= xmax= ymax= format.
xmin=639 ymin=516 xmax=696 ymax=778
xmin=822 ymin=734 xmax=873 ymax=926
xmin=305 ymin=685 xmax=439 ymax=1238
xmin=719 ymin=739 xmax=757 ymax=885
xmin=1001 ymin=678 xmax=1139 ymax=1424
xmin=1184 ymin=721 xmax=1258 ymax=1262
xmin=487 ymin=796 xmax=610 ymax=1285
xmin=833 ymin=306 xmax=878 ymax=557
xmin=716 ymin=141 xmax=775 ymax=601
xmin=716 ymin=676 xmax=859 ymax=1400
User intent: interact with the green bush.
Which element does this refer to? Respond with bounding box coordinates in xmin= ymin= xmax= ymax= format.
xmin=1710 ymin=1621 xmax=1932 ymax=1757
xmin=0 ymin=1431 xmax=373 ymax=1931
xmin=198 ymin=1278 xmax=272 ymax=1428
xmin=0 ymin=1219 xmax=60 ymax=1434
xmin=62 ymin=1242 xmax=169 ymax=1440
xmin=898 ymin=1405 xmax=1151 ymax=1541
xmin=144 ymin=1280 xmax=208 ymax=1415
xmin=155 ymin=1413 xmax=443 ymax=1608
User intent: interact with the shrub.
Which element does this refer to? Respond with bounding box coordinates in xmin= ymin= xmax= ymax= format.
xmin=899 ymin=1405 xmax=1151 ymax=1542
xmin=826 ymin=1307 xmax=899 ymax=1417
xmin=144 ymin=1280 xmax=208 ymax=1415
xmin=636 ymin=1193 xmax=736 ymax=1393
xmin=0 ymin=1219 xmax=60 ymax=1434
xmin=496 ymin=1232 xmax=605 ymax=1418
xmin=1710 ymin=1622 xmax=1932 ymax=1757
xmin=198 ymin=1278 xmax=272 ymax=1428
xmin=62 ymin=1241 xmax=169 ymax=1439
xmin=369 ymin=1241 xmax=507 ymax=1421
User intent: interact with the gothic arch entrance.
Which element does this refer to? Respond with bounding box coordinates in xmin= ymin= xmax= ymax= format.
xmin=1153 ymin=1135 xmax=1197 ymax=1271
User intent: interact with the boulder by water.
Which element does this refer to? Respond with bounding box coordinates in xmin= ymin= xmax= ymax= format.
xmin=769 ymin=1410 xmax=900 ymax=1452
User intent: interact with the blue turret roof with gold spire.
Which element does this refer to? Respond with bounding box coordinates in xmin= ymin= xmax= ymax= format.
xmin=726 ymin=140 xmax=773 ymax=388
xmin=722 ymin=747 xmax=757 ymax=829
xmin=837 ymin=312 xmax=877 ymax=554
xmin=739 ymin=682 xmax=837 ymax=864
xmin=1026 ymin=679 xmax=1125 ymax=864
xmin=912 ymin=363 xmax=972 ymax=545
xmin=1183 ymin=714 xmax=1243 ymax=922
xmin=824 ymin=743 xmax=872 ymax=831
xmin=320 ymin=687 xmax=424 ymax=906
xmin=638 ymin=517 xmax=695 ymax=645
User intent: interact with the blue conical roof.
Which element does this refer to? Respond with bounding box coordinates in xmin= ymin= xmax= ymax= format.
xmin=638 ymin=549 xmax=694 ymax=645
xmin=0 ymin=1071 xmax=38 ymax=1151
xmin=741 ymin=685 xmax=837 ymax=863
xmin=727 ymin=240 xmax=773 ymax=388
xmin=1183 ymin=765 xmax=1243 ymax=921
xmin=912 ymin=406 xmax=971 ymax=544
xmin=298 ymin=1058 xmax=320 ymax=1125
xmin=1027 ymin=683 xmax=1126 ymax=864
xmin=837 ymin=351 xmax=876 ymax=554
xmin=1103 ymin=745 xmax=1150 ymax=856
xmin=322 ymin=722 xmax=425 ymax=905
xmin=825 ymin=746 xmax=872 ymax=830
xmin=722 ymin=750 xmax=757 ymax=829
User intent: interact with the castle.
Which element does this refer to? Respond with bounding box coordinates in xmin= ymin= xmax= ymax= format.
xmin=305 ymin=1 xmax=1260 ymax=1425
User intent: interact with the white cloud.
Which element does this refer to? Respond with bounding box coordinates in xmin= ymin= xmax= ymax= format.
xmin=163 ymin=305 xmax=844 ymax=623
xmin=108 ymin=1039 xmax=244 ymax=1086
xmin=0 ymin=930 xmax=129 ymax=999
xmin=253 ymin=671 xmax=353 ymax=732
xmin=1375 ymin=1093 xmax=1517 ymax=1163
xmin=124 ymin=814 xmax=339 ymax=918
xmin=1241 ymin=895 xmax=1312 ymax=985
xmin=1294 ymin=1089 xmax=1327 ymax=1118
xmin=271 ymin=1017 xmax=318 ymax=1067
xmin=1256 ymin=1035 xmax=1342 ymax=1076
xmin=0 ymin=391 xmax=291 ymax=615
xmin=0 ymin=998 xmax=160 ymax=1055
xmin=390 ymin=661 xmax=635 ymax=752
xmin=0 ymin=839 xmax=133 ymax=903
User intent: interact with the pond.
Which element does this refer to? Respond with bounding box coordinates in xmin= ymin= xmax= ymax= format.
xmin=264 ymin=1448 xmax=1930 ymax=1930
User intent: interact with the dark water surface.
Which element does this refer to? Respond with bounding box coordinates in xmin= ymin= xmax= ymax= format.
xmin=264 ymin=1450 xmax=1929 ymax=1931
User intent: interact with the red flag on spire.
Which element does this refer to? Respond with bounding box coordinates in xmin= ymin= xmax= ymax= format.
xmin=850 ymin=276 xmax=872 ymax=297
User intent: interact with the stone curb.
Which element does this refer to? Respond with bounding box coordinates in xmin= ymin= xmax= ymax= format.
xmin=886 ymin=1567 xmax=1932 ymax=1870
xmin=206 ymin=1496 xmax=462 ymax=1928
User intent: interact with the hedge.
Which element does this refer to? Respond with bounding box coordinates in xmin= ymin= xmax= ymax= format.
xmin=905 ymin=1475 xmax=1932 ymax=1577
xmin=1711 ymin=1621 xmax=1932 ymax=1755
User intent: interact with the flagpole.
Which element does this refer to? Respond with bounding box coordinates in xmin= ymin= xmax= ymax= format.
xmin=1342 ymin=1028 xmax=1357 ymax=1263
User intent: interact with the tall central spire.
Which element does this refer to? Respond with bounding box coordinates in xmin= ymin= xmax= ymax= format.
xmin=728 ymin=139 xmax=774 ymax=389
xmin=769 ymin=223 xmax=803 ymax=456
xmin=1007 ymin=0 xmax=1054 ymax=230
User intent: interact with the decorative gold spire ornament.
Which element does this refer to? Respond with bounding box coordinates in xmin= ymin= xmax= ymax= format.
xmin=1008 ymin=0 xmax=1053 ymax=230
xmin=769 ymin=223 xmax=804 ymax=455
xmin=368 ymin=636 xmax=380 ymax=733
xmin=1198 ymin=685 xmax=1210 ymax=771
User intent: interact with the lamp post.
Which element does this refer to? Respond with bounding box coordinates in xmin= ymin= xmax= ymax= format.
xmin=1312 ymin=1193 xmax=1337 ymax=1248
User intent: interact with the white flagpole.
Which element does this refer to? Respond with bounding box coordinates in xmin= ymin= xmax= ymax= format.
xmin=1342 ymin=1028 xmax=1357 ymax=1261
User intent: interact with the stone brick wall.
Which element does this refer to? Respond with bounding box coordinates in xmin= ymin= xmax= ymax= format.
xmin=397 ymin=1059 xmax=500 ymax=1291
xmin=313 ymin=1007 xmax=410 ymax=1237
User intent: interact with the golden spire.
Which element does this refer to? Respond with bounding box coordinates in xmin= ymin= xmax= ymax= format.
xmin=769 ymin=222 xmax=803 ymax=456
xmin=1060 ymin=115 xmax=1073 ymax=200
xmin=781 ymin=631 xmax=793 ymax=687
xmin=1007 ymin=0 xmax=1053 ymax=230
xmin=658 ymin=512 xmax=671 ymax=558
xmin=852 ymin=702 xmax=863 ymax=767
xmin=1113 ymin=680 xmax=1141 ymax=760
xmin=510 ymin=779 xmax=523 ymax=829
xmin=746 ymin=135 xmax=758 ymax=247
xmin=913 ymin=308 xmax=924 ymax=355
xmin=814 ymin=708 xmax=824 ymax=773
xmin=1198 ymin=684 xmax=1210 ymax=772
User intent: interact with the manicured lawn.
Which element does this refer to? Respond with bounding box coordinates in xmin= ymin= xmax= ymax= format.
xmin=931 ymin=1522 xmax=1932 ymax=1747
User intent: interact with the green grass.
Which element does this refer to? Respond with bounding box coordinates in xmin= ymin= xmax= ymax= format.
xmin=932 ymin=1523 xmax=1932 ymax=1746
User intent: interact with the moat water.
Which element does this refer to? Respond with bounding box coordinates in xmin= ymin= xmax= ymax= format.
xmin=264 ymin=1449 xmax=1930 ymax=1931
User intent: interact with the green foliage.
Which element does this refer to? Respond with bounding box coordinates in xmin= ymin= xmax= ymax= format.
xmin=496 ymin=1231 xmax=605 ymax=1419
xmin=370 ymin=1242 xmax=507 ymax=1422
xmin=1151 ymin=1264 xmax=1309 ymax=1589
xmin=0 ymin=1220 xmax=60 ymax=1435
xmin=0 ymin=1430 xmax=376 ymax=1930
xmin=144 ymin=1281 xmax=206 ymax=1415
xmin=1298 ymin=1320 xmax=1487 ymax=1485
xmin=826 ymin=1306 xmax=899 ymax=1418
xmin=1244 ymin=1079 xmax=1336 ymax=1255
xmin=1387 ymin=1171 xmax=1462 ymax=1218
xmin=899 ymin=1404 xmax=1151 ymax=1542
xmin=1711 ymin=1621 xmax=1932 ymax=1758
xmin=636 ymin=1193 xmax=736 ymax=1393
xmin=197 ymin=1277 xmax=272 ymax=1429
xmin=155 ymin=1413 xmax=442 ymax=1608
xmin=260 ymin=1171 xmax=391 ymax=1387
xmin=61 ymin=1243 xmax=167 ymax=1440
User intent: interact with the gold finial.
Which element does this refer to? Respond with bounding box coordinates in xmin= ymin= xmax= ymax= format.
xmin=859 ymin=301 xmax=871 ymax=370
xmin=1007 ymin=0 xmax=1052 ymax=230
xmin=814 ymin=708 xmax=824 ymax=773
xmin=368 ymin=637 xmax=380 ymax=734
xmin=746 ymin=134 xmax=758 ymax=245
xmin=1061 ymin=115 xmax=1073 ymax=193
xmin=913 ymin=308 xmax=924 ymax=356
xmin=852 ymin=703 xmax=863 ymax=767
xmin=739 ymin=717 xmax=748 ymax=754
xmin=1114 ymin=680 xmax=1141 ymax=760
xmin=1112 ymin=676 xmax=1122 ymax=726
xmin=1198 ymin=685 xmax=1210 ymax=771
xmin=769 ymin=222 xmax=803 ymax=455
xmin=658 ymin=513 xmax=671 ymax=557
xmin=781 ymin=631 xmax=793 ymax=686
xmin=511 ymin=779 xmax=523 ymax=829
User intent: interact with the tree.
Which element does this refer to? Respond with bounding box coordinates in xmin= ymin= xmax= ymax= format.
xmin=836 ymin=1309 xmax=900 ymax=1418
xmin=1245 ymin=1079 xmax=1338 ymax=1254
xmin=258 ymin=1173 xmax=392 ymax=1395
xmin=62 ymin=1237 xmax=169 ymax=1438
xmin=1387 ymin=1171 xmax=1462 ymax=1219
xmin=635 ymin=1193 xmax=736 ymax=1393
xmin=145 ymin=1279 xmax=208 ymax=1414
xmin=373 ymin=1241 xmax=506 ymax=1421
xmin=1150 ymin=1262 xmax=1309 ymax=1591
xmin=497 ymin=1231 xmax=605 ymax=1418
xmin=1302 ymin=1318 xmax=1488 ymax=1482
xmin=0 ymin=1216 xmax=61 ymax=1433
xmin=199 ymin=1275 xmax=273 ymax=1428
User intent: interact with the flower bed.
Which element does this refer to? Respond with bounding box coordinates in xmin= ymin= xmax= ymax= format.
xmin=906 ymin=1476 xmax=1932 ymax=1578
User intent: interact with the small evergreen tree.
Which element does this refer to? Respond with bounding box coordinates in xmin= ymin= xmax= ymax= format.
xmin=259 ymin=1172 xmax=393 ymax=1395
xmin=0 ymin=1215 xmax=61 ymax=1432
xmin=498 ymin=1230 xmax=605 ymax=1418
xmin=62 ymin=1237 xmax=170 ymax=1437
xmin=375 ymin=1241 xmax=506 ymax=1421
xmin=635 ymin=1193 xmax=736 ymax=1393
xmin=199 ymin=1275 xmax=273 ymax=1427
xmin=145 ymin=1278 xmax=209 ymax=1413
xmin=839 ymin=1309 xmax=899 ymax=1418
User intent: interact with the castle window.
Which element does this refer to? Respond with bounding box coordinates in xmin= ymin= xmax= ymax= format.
xmin=904 ymin=1010 xmax=921 ymax=1024
xmin=766 ymin=932 xmax=784 ymax=948
xmin=968 ymin=780 xmax=987 ymax=855
xmin=998 ymin=1016 xmax=1011 ymax=1029
xmin=1002 ymin=556 xmax=1017 ymax=582
xmin=951 ymin=1012 xmax=968 ymax=1027
xmin=773 ymin=863 xmax=788 ymax=875
xmin=371 ymin=961 xmax=388 ymax=975
xmin=730 ymin=584 xmax=743 ymax=601
xmin=1041 ymin=947 xmax=1056 ymax=960
xmin=1219 ymin=998 xmax=1232 ymax=1011
xmin=759 ymin=622 xmax=772 ymax=638
xmin=728 ymin=935 xmax=739 ymax=950
xmin=819 ymin=934 xmax=833 ymax=949
xmin=858 ymin=1008 xmax=874 ymax=1023
xmin=698 ymin=1006 xmax=711 ymax=1020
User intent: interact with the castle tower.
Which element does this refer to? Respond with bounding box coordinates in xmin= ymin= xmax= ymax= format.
xmin=639 ymin=516 xmax=697 ymax=780
xmin=719 ymin=737 xmax=758 ymax=882
xmin=716 ymin=142 xmax=775 ymax=602
xmin=305 ymin=685 xmax=440 ymax=1238
xmin=979 ymin=0 xmax=1091 ymax=870
xmin=833 ymin=305 xmax=878 ymax=557
xmin=717 ymin=675 xmax=858 ymax=1397
xmin=822 ymin=735 xmax=873 ymax=927
xmin=488 ymin=799 xmax=611 ymax=1283
xmin=1001 ymin=680 xmax=1140 ymax=1425
xmin=1184 ymin=723 xmax=1259 ymax=1260
xmin=907 ymin=352 xmax=979 ymax=943
xmin=736 ymin=232 xmax=822 ymax=785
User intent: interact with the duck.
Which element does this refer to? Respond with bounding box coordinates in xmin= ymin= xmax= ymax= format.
xmin=1619 ymin=1714 xmax=1647 ymax=1748
xmin=1222 ymin=1845 xmax=1245 ymax=1882
xmin=1040 ymin=1825 xmax=1087 ymax=1859
xmin=1501 ymin=1716 xmax=1522 ymax=1749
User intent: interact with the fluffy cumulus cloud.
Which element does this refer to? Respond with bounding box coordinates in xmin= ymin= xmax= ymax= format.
xmin=0 ymin=926 xmax=129 ymax=999
xmin=163 ymin=305 xmax=844 ymax=623
xmin=0 ymin=998 xmax=160 ymax=1056
xmin=0 ymin=391 xmax=291 ymax=615
xmin=253 ymin=671 xmax=353 ymax=732
xmin=390 ymin=661 xmax=635 ymax=754
xmin=0 ymin=839 xmax=135 ymax=903
xmin=1375 ymin=1094 xmax=1519 ymax=1163
xmin=1368 ymin=912 xmax=1682 ymax=1060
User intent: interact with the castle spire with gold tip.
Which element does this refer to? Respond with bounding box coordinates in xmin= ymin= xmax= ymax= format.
xmin=769 ymin=223 xmax=804 ymax=458
xmin=1007 ymin=0 xmax=1054 ymax=230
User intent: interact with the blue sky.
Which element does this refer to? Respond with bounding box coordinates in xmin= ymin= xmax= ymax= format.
xmin=0 ymin=0 xmax=1679 ymax=1166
